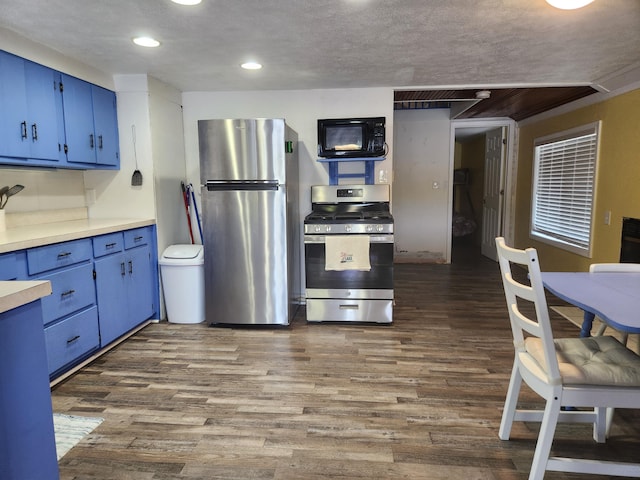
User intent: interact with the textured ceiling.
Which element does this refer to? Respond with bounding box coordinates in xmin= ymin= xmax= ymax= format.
xmin=0 ymin=0 xmax=638 ymax=94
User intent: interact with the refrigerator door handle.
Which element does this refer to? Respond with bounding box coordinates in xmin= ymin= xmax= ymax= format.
xmin=205 ymin=180 xmax=280 ymax=191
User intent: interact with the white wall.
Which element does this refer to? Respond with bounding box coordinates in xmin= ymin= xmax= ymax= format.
xmin=147 ymin=76 xmax=191 ymax=252
xmin=393 ymin=109 xmax=452 ymax=262
xmin=0 ymin=168 xmax=85 ymax=214
xmin=84 ymin=75 xmax=156 ymax=221
xmin=181 ymin=88 xmax=394 ymax=199
xmin=181 ymin=88 xmax=395 ymax=289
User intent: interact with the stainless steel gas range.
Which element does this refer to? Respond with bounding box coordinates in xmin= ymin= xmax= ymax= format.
xmin=304 ymin=184 xmax=394 ymax=323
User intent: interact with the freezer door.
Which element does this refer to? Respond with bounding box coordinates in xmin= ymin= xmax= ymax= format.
xmin=198 ymin=118 xmax=287 ymax=183
xmin=202 ymin=186 xmax=290 ymax=325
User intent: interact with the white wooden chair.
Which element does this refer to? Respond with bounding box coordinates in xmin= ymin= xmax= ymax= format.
xmin=495 ymin=237 xmax=640 ymax=480
xmin=589 ymin=263 xmax=640 ymax=345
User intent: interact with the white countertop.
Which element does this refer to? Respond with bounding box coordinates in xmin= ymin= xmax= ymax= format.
xmin=0 ymin=215 xmax=156 ymax=313
xmin=0 ymin=280 xmax=52 ymax=314
xmin=0 ymin=217 xmax=156 ymax=254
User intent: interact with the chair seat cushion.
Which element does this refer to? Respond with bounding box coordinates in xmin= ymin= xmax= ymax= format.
xmin=525 ymin=336 xmax=640 ymax=386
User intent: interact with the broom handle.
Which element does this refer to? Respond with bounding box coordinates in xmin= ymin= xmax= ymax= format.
xmin=181 ymin=182 xmax=194 ymax=244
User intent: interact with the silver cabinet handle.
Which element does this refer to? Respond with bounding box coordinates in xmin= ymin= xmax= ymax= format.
xmin=339 ymin=305 xmax=359 ymax=310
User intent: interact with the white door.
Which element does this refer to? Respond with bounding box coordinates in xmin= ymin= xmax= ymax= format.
xmin=481 ymin=127 xmax=506 ymax=260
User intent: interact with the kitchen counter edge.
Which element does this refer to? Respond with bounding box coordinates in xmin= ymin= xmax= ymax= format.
xmin=0 ymin=217 xmax=156 ymax=254
xmin=0 ymin=280 xmax=52 ymax=314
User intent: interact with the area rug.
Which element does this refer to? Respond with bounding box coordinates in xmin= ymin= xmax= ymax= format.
xmin=551 ymin=305 xmax=639 ymax=352
xmin=53 ymin=413 xmax=103 ymax=460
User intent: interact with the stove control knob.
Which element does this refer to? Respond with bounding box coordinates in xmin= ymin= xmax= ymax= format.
xmin=376 ymin=225 xmax=384 ymax=233
xmin=314 ymin=225 xmax=322 ymax=233
xmin=345 ymin=225 xmax=352 ymax=233
xmin=366 ymin=225 xmax=374 ymax=233
xmin=325 ymin=225 xmax=332 ymax=233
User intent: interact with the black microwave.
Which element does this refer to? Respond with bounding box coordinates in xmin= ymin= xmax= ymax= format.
xmin=317 ymin=117 xmax=386 ymax=158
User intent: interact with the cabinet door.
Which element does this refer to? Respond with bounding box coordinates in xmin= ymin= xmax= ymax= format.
xmin=126 ymin=246 xmax=154 ymax=330
xmin=24 ymin=61 xmax=64 ymax=162
xmin=0 ymin=51 xmax=29 ymax=159
xmin=92 ymin=85 xmax=119 ymax=167
xmin=61 ymin=74 xmax=97 ymax=165
xmin=94 ymin=253 xmax=128 ymax=346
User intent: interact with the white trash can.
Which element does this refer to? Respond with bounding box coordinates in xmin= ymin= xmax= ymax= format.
xmin=160 ymin=244 xmax=205 ymax=324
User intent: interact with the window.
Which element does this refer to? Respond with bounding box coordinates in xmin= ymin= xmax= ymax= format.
xmin=530 ymin=122 xmax=600 ymax=256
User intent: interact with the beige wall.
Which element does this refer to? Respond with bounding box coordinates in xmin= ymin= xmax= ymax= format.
xmin=515 ymin=88 xmax=640 ymax=272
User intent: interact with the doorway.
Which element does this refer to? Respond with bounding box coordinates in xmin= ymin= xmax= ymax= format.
xmin=449 ymin=119 xmax=516 ymax=263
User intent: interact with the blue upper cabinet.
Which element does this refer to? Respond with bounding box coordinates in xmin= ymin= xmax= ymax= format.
xmin=0 ymin=50 xmax=119 ymax=170
xmin=92 ymin=84 xmax=120 ymax=167
xmin=62 ymin=74 xmax=120 ymax=169
xmin=25 ymin=61 xmax=66 ymax=163
xmin=0 ymin=51 xmax=64 ymax=165
xmin=61 ymin=73 xmax=96 ymax=165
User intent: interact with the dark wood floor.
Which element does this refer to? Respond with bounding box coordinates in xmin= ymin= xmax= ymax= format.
xmin=52 ymin=252 xmax=640 ymax=479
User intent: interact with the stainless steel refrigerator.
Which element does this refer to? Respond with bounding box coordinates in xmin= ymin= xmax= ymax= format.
xmin=198 ymin=118 xmax=300 ymax=326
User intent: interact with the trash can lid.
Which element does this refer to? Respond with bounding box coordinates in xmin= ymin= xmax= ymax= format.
xmin=162 ymin=244 xmax=203 ymax=260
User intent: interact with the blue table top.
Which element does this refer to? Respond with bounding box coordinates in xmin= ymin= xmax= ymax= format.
xmin=541 ymin=272 xmax=640 ymax=334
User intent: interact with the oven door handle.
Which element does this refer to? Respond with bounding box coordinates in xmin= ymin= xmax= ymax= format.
xmin=304 ymin=235 xmax=394 ymax=243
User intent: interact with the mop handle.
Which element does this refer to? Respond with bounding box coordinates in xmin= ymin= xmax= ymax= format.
xmin=181 ymin=181 xmax=195 ymax=244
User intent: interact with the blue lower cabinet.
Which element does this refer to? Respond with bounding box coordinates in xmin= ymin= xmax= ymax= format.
xmin=94 ymin=243 xmax=153 ymax=346
xmin=44 ymin=306 xmax=100 ymax=376
xmin=0 ymin=252 xmax=19 ymax=280
xmin=0 ymin=300 xmax=59 ymax=480
xmin=4 ymin=225 xmax=158 ymax=381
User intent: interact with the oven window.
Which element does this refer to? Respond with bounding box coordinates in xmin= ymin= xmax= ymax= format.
xmin=305 ymin=242 xmax=393 ymax=290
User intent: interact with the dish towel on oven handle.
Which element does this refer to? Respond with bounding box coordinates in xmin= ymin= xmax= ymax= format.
xmin=325 ymin=235 xmax=371 ymax=271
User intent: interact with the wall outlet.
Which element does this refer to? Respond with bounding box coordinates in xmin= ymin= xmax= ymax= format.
xmin=378 ymin=169 xmax=388 ymax=183
xmin=604 ymin=210 xmax=611 ymax=225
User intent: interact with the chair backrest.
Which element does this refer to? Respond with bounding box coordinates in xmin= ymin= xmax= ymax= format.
xmin=589 ymin=263 xmax=640 ymax=273
xmin=495 ymin=237 xmax=562 ymax=384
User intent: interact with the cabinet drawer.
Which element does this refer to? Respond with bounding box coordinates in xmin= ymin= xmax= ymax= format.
xmin=27 ymin=238 xmax=92 ymax=275
xmin=44 ymin=306 xmax=99 ymax=375
xmin=124 ymin=227 xmax=150 ymax=249
xmin=39 ymin=263 xmax=96 ymax=324
xmin=93 ymin=232 xmax=124 ymax=257
xmin=0 ymin=252 xmax=18 ymax=280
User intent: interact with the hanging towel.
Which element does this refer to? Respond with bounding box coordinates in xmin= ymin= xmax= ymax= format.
xmin=325 ymin=235 xmax=371 ymax=271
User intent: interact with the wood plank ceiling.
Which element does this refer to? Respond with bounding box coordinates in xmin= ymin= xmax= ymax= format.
xmin=394 ymin=86 xmax=598 ymax=121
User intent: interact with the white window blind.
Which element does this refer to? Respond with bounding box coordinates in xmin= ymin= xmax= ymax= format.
xmin=531 ymin=122 xmax=599 ymax=255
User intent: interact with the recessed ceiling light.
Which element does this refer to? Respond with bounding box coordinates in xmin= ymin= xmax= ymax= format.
xmin=241 ymin=62 xmax=263 ymax=70
xmin=545 ymin=0 xmax=595 ymax=9
xmin=133 ymin=36 xmax=160 ymax=48
xmin=171 ymin=0 xmax=202 ymax=5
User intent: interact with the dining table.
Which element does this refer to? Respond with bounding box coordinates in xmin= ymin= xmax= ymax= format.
xmin=541 ymin=271 xmax=640 ymax=337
